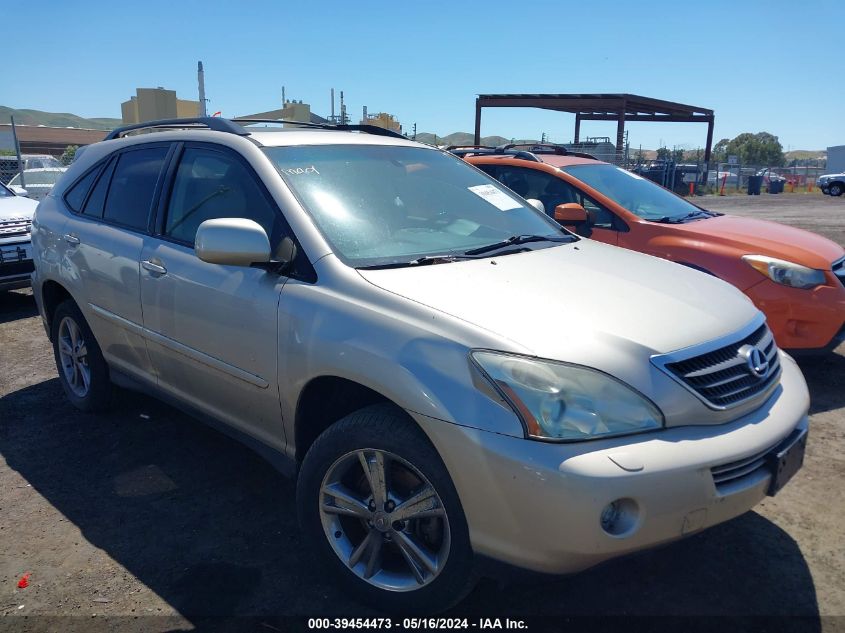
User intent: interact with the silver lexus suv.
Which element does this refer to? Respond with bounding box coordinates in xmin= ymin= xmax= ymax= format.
xmin=31 ymin=117 xmax=810 ymax=613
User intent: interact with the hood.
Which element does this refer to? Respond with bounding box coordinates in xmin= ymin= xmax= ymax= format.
xmin=672 ymin=215 xmax=844 ymax=269
xmin=358 ymin=240 xmax=759 ymax=358
xmin=0 ymin=194 xmax=38 ymax=222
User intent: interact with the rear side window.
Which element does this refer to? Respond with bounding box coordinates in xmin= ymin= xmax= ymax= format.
xmin=82 ymin=159 xmax=116 ymax=219
xmin=103 ymin=147 xmax=169 ymax=231
xmin=65 ymin=166 xmax=103 ymax=212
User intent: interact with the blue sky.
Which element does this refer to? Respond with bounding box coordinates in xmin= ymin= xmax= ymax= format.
xmin=3 ymin=0 xmax=840 ymax=150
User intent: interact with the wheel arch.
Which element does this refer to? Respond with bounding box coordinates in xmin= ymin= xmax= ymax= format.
xmin=294 ymin=376 xmax=411 ymax=463
xmin=40 ymin=279 xmax=76 ymax=340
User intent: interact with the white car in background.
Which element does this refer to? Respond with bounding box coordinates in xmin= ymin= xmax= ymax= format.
xmin=817 ymin=172 xmax=845 ymax=197
xmin=0 ymin=181 xmax=38 ymax=290
xmin=8 ymin=167 xmax=68 ymax=201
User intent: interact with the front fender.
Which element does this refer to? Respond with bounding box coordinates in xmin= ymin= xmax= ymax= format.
xmin=276 ymin=279 xmax=526 ymax=446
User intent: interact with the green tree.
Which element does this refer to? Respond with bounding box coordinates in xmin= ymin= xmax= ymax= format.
xmin=60 ymin=145 xmax=78 ymax=166
xmin=656 ymin=146 xmax=670 ymax=160
xmin=711 ymin=138 xmax=730 ymax=164
xmin=725 ymin=132 xmax=784 ymax=166
xmin=671 ymin=148 xmax=685 ymax=163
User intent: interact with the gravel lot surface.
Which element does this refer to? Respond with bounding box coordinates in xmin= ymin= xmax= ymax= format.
xmin=1 ymin=193 xmax=843 ymax=631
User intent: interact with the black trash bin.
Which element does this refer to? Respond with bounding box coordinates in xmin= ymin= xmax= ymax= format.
xmin=768 ymin=179 xmax=785 ymax=194
xmin=747 ymin=175 xmax=763 ymax=195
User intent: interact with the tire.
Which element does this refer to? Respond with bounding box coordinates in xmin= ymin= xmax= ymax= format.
xmin=829 ymin=183 xmax=843 ymax=197
xmin=297 ymin=404 xmax=475 ymax=613
xmin=51 ymin=299 xmax=111 ymax=412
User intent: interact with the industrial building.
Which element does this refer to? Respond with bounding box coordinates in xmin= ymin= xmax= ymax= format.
xmin=239 ymin=100 xmax=328 ymax=125
xmin=121 ymin=87 xmax=199 ymax=124
xmin=827 ymin=145 xmax=845 ymax=174
xmin=360 ymin=107 xmax=401 ymax=133
xmin=0 ymin=124 xmax=107 ymax=157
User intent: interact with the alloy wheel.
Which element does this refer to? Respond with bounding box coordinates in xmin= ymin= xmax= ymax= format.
xmin=57 ymin=316 xmax=91 ymax=398
xmin=319 ymin=448 xmax=450 ymax=592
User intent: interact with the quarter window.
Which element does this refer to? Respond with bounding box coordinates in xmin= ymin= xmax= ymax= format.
xmin=65 ymin=166 xmax=103 ymax=212
xmin=164 ymin=147 xmax=280 ymax=245
xmin=81 ymin=159 xmax=116 ymax=219
xmin=103 ymin=147 xmax=169 ymax=231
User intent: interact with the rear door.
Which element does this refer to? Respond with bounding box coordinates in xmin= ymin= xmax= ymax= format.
xmin=62 ymin=143 xmax=172 ymax=383
xmin=139 ymin=142 xmax=289 ymax=448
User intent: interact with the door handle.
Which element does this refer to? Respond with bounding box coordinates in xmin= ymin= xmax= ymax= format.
xmin=63 ymin=233 xmax=80 ymax=245
xmin=141 ymin=259 xmax=167 ymax=276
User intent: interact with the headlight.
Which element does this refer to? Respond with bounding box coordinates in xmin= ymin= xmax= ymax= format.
xmin=471 ymin=351 xmax=664 ymax=442
xmin=742 ymin=255 xmax=825 ymax=289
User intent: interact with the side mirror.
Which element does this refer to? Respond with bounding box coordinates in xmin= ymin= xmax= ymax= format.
xmin=195 ymin=218 xmax=271 ymax=267
xmin=526 ymin=198 xmax=545 ymax=214
xmin=554 ymin=203 xmax=587 ymax=224
xmin=9 ymin=185 xmax=29 ymax=197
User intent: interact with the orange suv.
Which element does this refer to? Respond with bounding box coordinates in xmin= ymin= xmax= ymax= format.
xmin=459 ymin=145 xmax=845 ymax=352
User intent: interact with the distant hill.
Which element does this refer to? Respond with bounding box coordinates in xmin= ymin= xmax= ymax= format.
xmin=415 ymin=132 xmax=539 ymax=147
xmin=784 ymin=150 xmax=826 ymax=161
xmin=0 ymin=106 xmax=120 ymax=131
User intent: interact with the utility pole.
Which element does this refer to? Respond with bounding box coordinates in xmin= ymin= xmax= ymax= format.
xmin=10 ymin=116 xmax=25 ymax=189
xmin=412 ymin=123 xmax=417 ymax=140
xmin=197 ymin=61 xmax=208 ymax=117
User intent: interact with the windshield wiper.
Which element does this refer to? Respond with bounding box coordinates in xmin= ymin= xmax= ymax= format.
xmin=463 ymin=234 xmax=575 ymax=256
xmin=648 ymin=209 xmax=718 ymax=224
xmin=357 ymin=254 xmax=480 ymax=270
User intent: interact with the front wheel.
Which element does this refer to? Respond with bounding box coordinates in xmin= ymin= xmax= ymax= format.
xmin=297 ymin=404 xmax=475 ymax=613
xmin=829 ymin=183 xmax=843 ymax=197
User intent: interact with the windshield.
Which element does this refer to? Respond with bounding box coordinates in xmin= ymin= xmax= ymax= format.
xmin=562 ymin=164 xmax=708 ymax=221
xmin=264 ymin=144 xmax=567 ymax=267
xmin=0 ymin=183 xmax=12 ymax=198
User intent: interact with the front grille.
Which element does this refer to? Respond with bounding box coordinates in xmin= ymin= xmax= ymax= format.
xmin=711 ymin=443 xmax=773 ymax=490
xmin=833 ymin=256 xmax=845 ymax=287
xmin=0 ymin=217 xmax=32 ymax=239
xmin=0 ymin=258 xmax=34 ymax=277
xmin=662 ymin=323 xmax=781 ymax=409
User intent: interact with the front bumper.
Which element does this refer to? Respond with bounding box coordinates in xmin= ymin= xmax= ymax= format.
xmin=413 ymin=353 xmax=809 ymax=575
xmin=744 ymin=276 xmax=845 ymax=351
xmin=0 ymin=240 xmax=34 ymax=290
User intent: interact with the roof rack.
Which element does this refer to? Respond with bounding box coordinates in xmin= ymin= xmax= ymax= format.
xmin=104 ymin=116 xmax=409 ymax=142
xmin=232 ymin=118 xmax=408 ymax=139
xmin=105 ymin=117 xmax=250 ymax=141
xmin=447 ymin=146 xmax=540 ymax=162
xmin=498 ymin=143 xmax=598 ymax=160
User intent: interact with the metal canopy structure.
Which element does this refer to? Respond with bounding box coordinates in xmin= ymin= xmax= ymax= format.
xmin=474 ymin=93 xmax=715 ymax=173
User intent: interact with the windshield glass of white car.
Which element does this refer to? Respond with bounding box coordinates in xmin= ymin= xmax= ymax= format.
xmin=265 ymin=145 xmax=568 ymax=267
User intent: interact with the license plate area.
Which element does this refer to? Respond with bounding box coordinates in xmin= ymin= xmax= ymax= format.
xmin=766 ymin=428 xmax=808 ymax=496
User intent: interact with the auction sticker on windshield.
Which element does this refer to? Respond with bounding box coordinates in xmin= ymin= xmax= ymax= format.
xmin=468 ymin=184 xmax=521 ymax=211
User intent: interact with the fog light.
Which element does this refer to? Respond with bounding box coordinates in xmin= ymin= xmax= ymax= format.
xmin=599 ymin=498 xmax=639 ymax=536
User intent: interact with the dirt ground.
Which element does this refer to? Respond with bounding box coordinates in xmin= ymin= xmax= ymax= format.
xmin=1 ymin=193 xmax=843 ymax=631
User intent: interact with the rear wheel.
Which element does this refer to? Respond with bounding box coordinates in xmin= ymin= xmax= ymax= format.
xmin=51 ymin=300 xmax=111 ymax=411
xmin=297 ymin=404 xmax=474 ymax=613
xmin=829 ymin=182 xmax=843 ymax=197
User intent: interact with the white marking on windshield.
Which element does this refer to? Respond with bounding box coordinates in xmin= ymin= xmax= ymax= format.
xmin=284 ymin=166 xmax=320 ymax=176
xmin=468 ymin=184 xmax=521 ymax=211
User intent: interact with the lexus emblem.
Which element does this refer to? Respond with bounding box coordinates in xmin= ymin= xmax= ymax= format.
xmin=738 ymin=344 xmax=769 ymax=380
